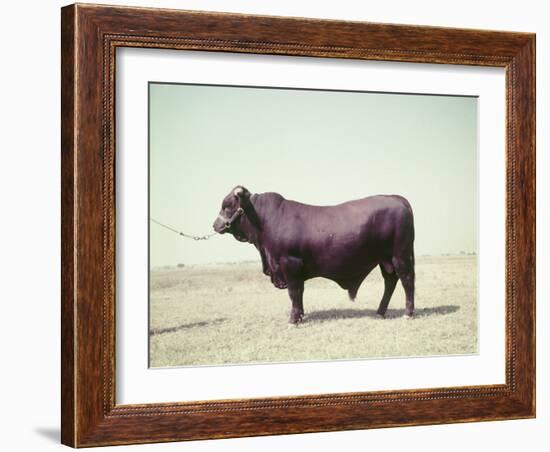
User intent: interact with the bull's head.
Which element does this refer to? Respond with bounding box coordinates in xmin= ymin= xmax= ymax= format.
xmin=213 ymin=186 xmax=252 ymax=240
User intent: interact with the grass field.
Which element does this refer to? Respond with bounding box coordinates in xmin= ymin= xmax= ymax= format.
xmin=149 ymin=255 xmax=477 ymax=367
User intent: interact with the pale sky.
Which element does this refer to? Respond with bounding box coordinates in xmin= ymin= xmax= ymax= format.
xmin=149 ymin=83 xmax=477 ymax=267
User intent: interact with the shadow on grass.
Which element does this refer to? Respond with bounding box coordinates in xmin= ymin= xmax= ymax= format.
xmin=306 ymin=305 xmax=460 ymax=323
xmin=150 ymin=318 xmax=226 ymax=336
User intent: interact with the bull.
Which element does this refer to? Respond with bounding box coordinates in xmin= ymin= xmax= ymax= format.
xmin=213 ymin=186 xmax=415 ymax=324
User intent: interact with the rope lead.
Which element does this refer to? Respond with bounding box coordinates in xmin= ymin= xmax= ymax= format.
xmin=150 ymin=218 xmax=217 ymax=241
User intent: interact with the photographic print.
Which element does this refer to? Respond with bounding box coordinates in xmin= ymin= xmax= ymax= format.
xmin=148 ymin=82 xmax=478 ymax=368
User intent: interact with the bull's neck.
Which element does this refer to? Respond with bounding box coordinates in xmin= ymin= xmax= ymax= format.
xmin=237 ymin=192 xmax=284 ymax=246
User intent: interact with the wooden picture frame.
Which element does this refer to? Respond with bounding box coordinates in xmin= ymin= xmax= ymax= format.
xmin=61 ymin=3 xmax=535 ymax=447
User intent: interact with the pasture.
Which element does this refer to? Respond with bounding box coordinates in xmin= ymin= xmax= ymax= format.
xmin=149 ymin=255 xmax=477 ymax=367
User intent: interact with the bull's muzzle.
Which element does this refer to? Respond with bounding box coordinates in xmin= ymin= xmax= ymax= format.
xmin=213 ymin=208 xmax=244 ymax=234
xmin=212 ymin=219 xmax=226 ymax=234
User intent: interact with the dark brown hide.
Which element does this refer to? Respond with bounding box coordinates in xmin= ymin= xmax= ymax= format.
xmin=214 ymin=186 xmax=415 ymax=323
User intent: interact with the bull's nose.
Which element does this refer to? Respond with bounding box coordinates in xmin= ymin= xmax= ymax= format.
xmin=212 ymin=220 xmax=224 ymax=234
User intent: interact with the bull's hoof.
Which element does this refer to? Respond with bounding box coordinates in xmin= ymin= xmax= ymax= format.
xmin=404 ymin=309 xmax=414 ymax=318
xmin=376 ymin=312 xmax=386 ymax=319
xmin=289 ymin=310 xmax=304 ymax=324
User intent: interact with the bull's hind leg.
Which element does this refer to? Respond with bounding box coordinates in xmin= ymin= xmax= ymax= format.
xmin=376 ymin=263 xmax=399 ymax=317
xmin=392 ymin=254 xmax=415 ymax=316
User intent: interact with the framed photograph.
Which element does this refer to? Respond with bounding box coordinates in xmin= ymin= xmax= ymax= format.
xmin=61 ymin=3 xmax=535 ymax=447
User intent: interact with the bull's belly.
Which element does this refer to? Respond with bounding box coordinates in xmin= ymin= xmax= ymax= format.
xmin=261 ymin=237 xmax=392 ymax=289
xmin=303 ymin=254 xmax=381 ymax=286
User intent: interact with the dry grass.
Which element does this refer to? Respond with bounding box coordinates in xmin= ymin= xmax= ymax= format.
xmin=149 ymin=255 xmax=477 ymax=367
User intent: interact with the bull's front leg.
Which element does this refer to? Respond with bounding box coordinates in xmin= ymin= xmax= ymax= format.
xmin=287 ymin=280 xmax=304 ymax=324
xmin=281 ymin=256 xmax=305 ymax=324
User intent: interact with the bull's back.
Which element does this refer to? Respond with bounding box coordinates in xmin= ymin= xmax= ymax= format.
xmin=270 ymin=195 xmax=413 ymax=276
xmin=282 ymin=195 xmax=411 ymax=241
